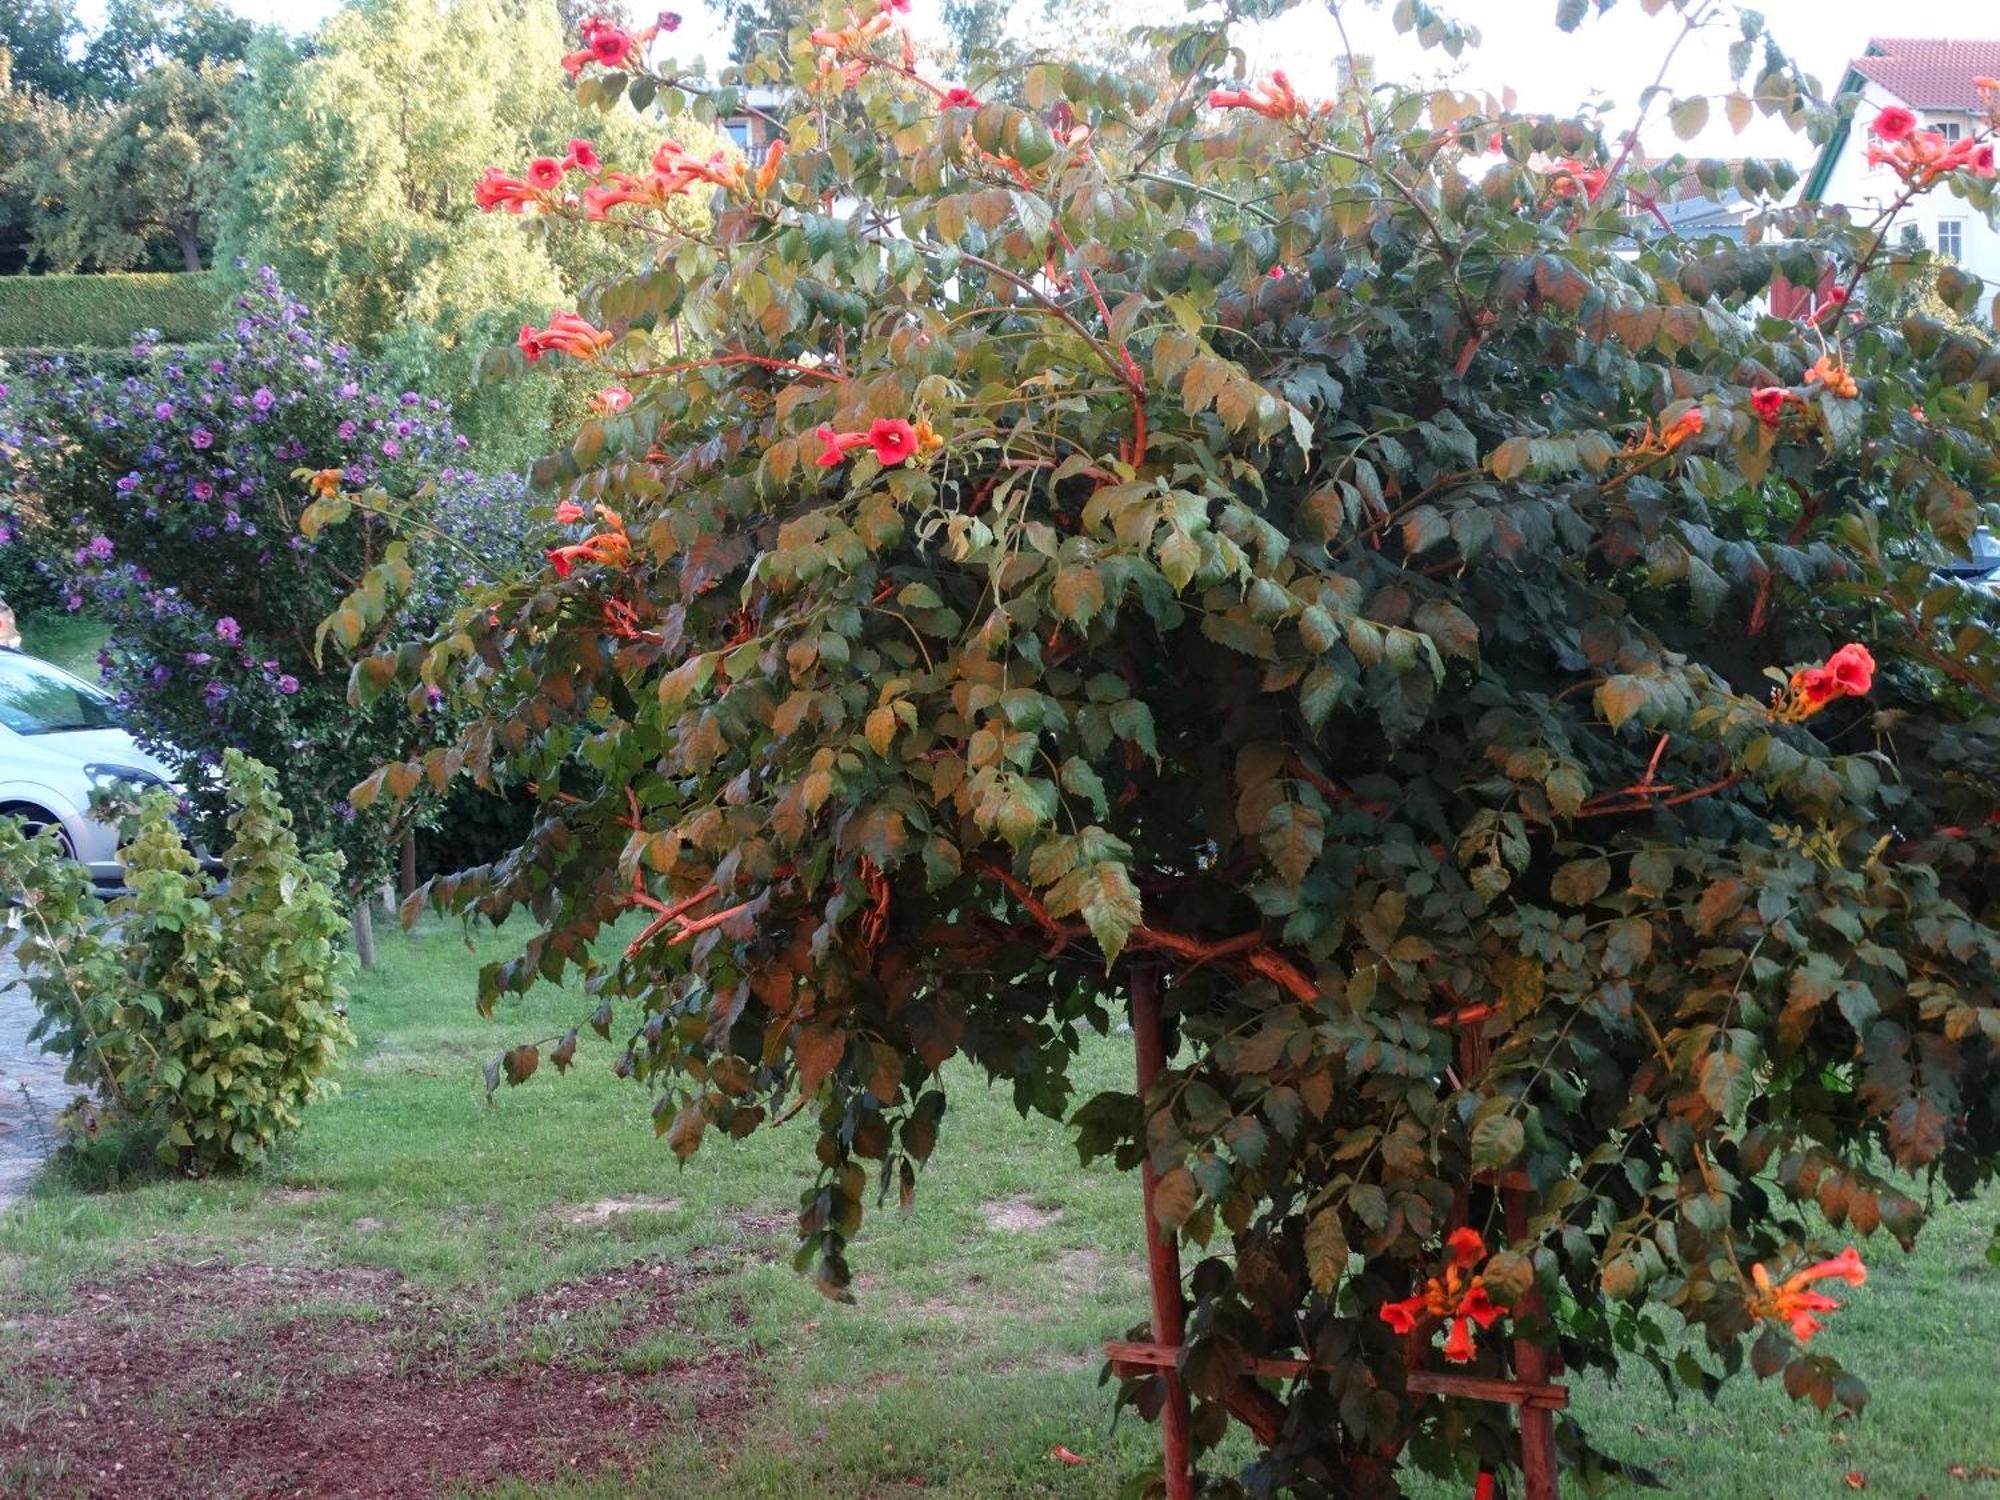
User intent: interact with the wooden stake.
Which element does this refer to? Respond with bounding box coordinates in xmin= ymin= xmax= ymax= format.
xmin=1131 ymin=964 xmax=1196 ymax=1500
xmin=1505 ymin=1189 xmax=1560 ymax=1500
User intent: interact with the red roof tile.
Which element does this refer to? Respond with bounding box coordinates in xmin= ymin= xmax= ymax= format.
xmin=1849 ymin=37 xmax=2000 ymax=110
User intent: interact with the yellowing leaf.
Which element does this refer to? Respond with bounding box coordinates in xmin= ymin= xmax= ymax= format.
xmin=1305 ymin=1207 xmax=1348 ymax=1293
xmin=1151 ymin=1164 xmax=1198 ymax=1231
xmin=1596 ymin=674 xmax=1649 ymax=730
xmin=1051 ymin=564 xmax=1106 ymax=625
xmin=794 ymin=1024 xmax=846 ymax=1092
xmin=865 ymin=704 xmax=900 ymax=757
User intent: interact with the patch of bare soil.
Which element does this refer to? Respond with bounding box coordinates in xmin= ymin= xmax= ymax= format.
xmin=982 ymin=1197 xmax=1062 ymax=1232
xmin=557 ymin=1197 xmax=685 ymax=1225
xmin=0 ymin=1259 xmax=758 ymax=1499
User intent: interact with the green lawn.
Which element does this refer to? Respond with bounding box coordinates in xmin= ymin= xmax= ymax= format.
xmin=0 ymin=921 xmax=1994 ymax=1498
xmin=15 ymin=611 xmax=109 ymax=679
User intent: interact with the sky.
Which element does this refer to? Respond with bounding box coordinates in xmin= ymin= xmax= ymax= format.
xmin=77 ymin=0 xmax=1996 ymax=165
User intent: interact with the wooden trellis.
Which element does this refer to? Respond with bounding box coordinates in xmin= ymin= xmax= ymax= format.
xmin=1110 ymin=969 xmax=1564 ymax=1500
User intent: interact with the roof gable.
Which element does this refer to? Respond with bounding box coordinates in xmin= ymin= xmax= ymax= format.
xmin=1849 ymin=37 xmax=2000 ymax=110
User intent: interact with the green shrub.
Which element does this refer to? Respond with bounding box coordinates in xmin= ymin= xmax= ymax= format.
xmin=0 ymin=750 xmax=352 ymax=1173
xmin=0 ymin=270 xmax=235 ymax=350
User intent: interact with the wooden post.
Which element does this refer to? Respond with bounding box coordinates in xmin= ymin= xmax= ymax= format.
xmin=399 ymin=830 xmax=417 ymax=901
xmin=1505 ymin=1189 xmax=1559 ymax=1500
xmin=350 ymin=898 xmax=376 ymax=970
xmin=1131 ymin=964 xmax=1196 ymax=1500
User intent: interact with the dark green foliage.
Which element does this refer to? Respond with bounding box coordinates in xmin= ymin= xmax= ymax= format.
xmin=0 ymin=751 xmax=352 ymax=1173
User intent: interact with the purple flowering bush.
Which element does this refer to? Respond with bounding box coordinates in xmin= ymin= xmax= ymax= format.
xmin=0 ymin=269 xmax=534 ymax=892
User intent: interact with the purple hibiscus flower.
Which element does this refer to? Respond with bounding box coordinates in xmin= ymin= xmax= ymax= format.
xmin=215 ymin=617 xmax=241 ymax=644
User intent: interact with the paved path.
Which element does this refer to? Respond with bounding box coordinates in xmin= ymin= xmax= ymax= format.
xmin=0 ymin=947 xmax=78 ymax=1206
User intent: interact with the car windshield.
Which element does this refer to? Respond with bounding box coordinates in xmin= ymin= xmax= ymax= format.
xmin=0 ymin=652 xmax=119 ymax=735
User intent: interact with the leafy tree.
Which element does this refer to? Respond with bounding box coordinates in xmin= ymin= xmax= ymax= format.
xmin=0 ymin=0 xmax=248 ymax=105
xmin=78 ymin=0 xmax=253 ymax=95
xmin=21 ymin=57 xmax=238 ymax=271
xmin=325 ymin=2 xmax=2000 ymax=1493
xmin=0 ymin=0 xmax=93 ymax=103
xmin=218 ymin=0 xmax=709 ymax=469
xmin=0 ymin=50 xmax=48 ymax=273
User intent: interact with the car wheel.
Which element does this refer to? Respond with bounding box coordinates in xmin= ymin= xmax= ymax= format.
xmin=3 ymin=806 xmax=77 ymax=862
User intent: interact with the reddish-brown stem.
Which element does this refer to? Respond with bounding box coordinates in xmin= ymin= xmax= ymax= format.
xmin=971 ymin=858 xmax=1319 ymax=1001
xmin=1574 ymin=772 xmax=1742 ymax=820
xmin=1131 ymin=964 xmax=1196 ymax=1500
xmin=620 ymin=351 xmax=839 ymax=382
xmin=619 ymin=883 xmax=725 ymax=955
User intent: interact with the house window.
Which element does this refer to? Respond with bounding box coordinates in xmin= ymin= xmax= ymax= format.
xmin=1934 ymin=121 xmax=1964 ymax=142
xmin=1936 ymin=219 xmax=1964 ymax=260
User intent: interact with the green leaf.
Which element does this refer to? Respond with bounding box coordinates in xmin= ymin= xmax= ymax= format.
xmin=1471 ymin=1113 xmax=1524 ymax=1169
xmin=1669 ymin=96 xmax=1710 ymax=140
xmin=1698 ymin=1047 xmax=1752 ymax=1120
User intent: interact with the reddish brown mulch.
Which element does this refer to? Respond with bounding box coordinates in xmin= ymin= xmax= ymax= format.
xmin=0 ymin=1259 xmax=760 ymax=1499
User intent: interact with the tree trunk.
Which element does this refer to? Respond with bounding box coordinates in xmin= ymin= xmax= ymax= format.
xmin=174 ymin=220 xmax=203 ymax=273
xmin=351 ymin=899 xmax=376 ymax=971
xmin=399 ymin=831 xmax=417 ymax=901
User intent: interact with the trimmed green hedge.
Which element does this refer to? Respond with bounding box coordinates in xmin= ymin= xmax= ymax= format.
xmin=0 ymin=271 xmax=235 ymax=350
xmin=0 ymin=343 xmax=226 ymax=375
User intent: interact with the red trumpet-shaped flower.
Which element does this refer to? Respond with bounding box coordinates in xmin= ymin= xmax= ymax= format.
xmin=1777 ymin=642 xmax=1874 ymax=720
xmin=564 ymin=17 xmax=638 ymax=76
xmin=564 ymin=138 xmax=601 ymax=175
xmin=546 ymin=504 xmax=630 ymax=577
xmin=1750 ymin=386 xmax=1790 ymax=426
xmin=526 ymin=156 xmax=565 ymax=190
xmin=518 ymin=311 xmax=613 ymax=364
xmin=1548 ymin=158 xmax=1610 ymax=202
xmin=474 ymin=167 xmax=539 ymax=213
xmin=1376 ymin=1229 xmax=1509 ymax=1365
xmin=815 ymin=417 xmax=927 ymax=468
xmin=940 ymin=86 xmax=981 ymax=110
xmin=1208 ymin=71 xmax=1304 ymax=121
xmin=546 ymin=530 xmax=632 ymax=578
xmin=1661 ymin=406 xmax=1704 ymax=450
xmin=1872 ymin=105 xmax=1917 ymax=142
xmin=1864 ymin=114 xmax=1995 ymax=185
xmin=652 ymin=140 xmax=746 ymax=193
xmin=1749 ymin=1247 xmax=1866 ymax=1343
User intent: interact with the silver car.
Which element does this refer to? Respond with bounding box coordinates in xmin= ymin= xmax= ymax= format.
xmin=0 ymin=647 xmax=178 ymax=888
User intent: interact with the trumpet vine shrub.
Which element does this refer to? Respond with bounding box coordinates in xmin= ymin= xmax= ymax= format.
xmin=321 ymin=2 xmax=2000 ymax=1491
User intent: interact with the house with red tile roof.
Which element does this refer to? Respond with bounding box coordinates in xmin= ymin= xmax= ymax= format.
xmin=1796 ymin=38 xmax=2000 ymax=319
